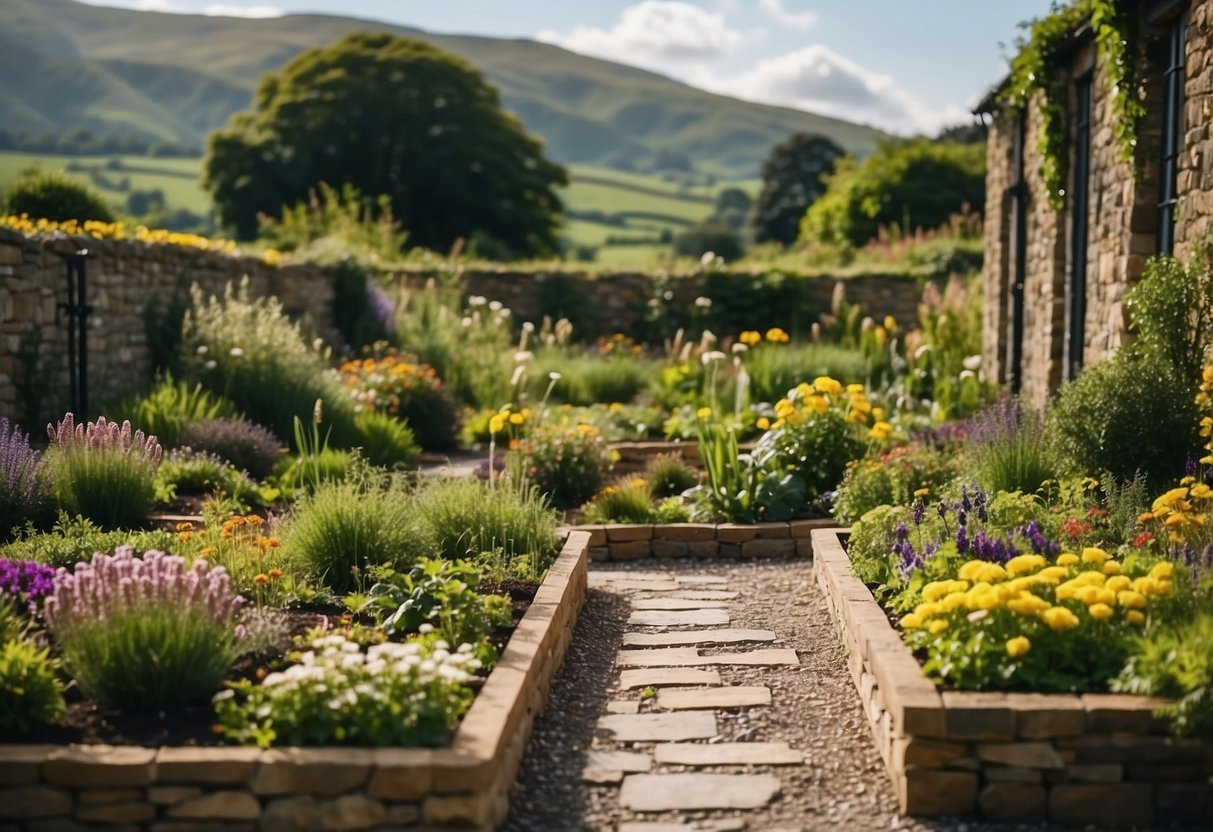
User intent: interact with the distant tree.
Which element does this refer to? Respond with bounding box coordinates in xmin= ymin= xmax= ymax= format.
xmin=712 ymin=187 xmax=753 ymax=233
xmin=936 ymin=121 xmax=988 ymax=144
xmin=673 ymin=220 xmax=744 ymax=262
xmin=203 ymin=32 xmax=567 ymax=257
xmin=653 ymin=149 xmax=695 ymax=173
xmin=3 ymin=169 xmax=114 ymax=222
xmin=752 ymin=133 xmax=844 ymax=246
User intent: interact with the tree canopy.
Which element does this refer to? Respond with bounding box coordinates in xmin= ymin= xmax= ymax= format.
xmin=751 ymin=133 xmax=843 ymax=246
xmin=203 ymin=32 xmax=568 ymax=257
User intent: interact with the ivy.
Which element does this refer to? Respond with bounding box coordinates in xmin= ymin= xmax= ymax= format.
xmin=1000 ymin=0 xmax=1144 ymax=210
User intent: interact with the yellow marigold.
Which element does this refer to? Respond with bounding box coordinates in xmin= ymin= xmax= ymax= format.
xmin=756 ymin=417 xmax=771 ymax=431
xmin=958 ymin=560 xmax=985 ymax=582
xmin=765 ymin=327 xmax=790 ymax=344
xmin=1087 ymin=602 xmax=1113 ymax=621
xmin=1043 ymin=606 xmax=1080 ymax=630
xmin=1117 ymin=590 xmax=1147 ymax=610
xmin=975 ymin=563 xmax=1009 ymax=583
xmin=1007 ymin=594 xmax=1049 ymax=616
xmin=1075 ymin=586 xmax=1101 ymax=605
xmin=1005 ymin=636 xmax=1031 ymax=658
xmin=1006 ymin=554 xmax=1046 ymax=575
xmin=928 ymin=619 xmax=949 ymax=635
xmin=1102 ymin=560 xmax=1122 ymax=576
xmin=739 ymin=330 xmax=762 ymax=346
xmin=1105 ymin=575 xmax=1132 ymax=593
xmin=1133 ymin=576 xmax=1161 ymax=595
xmin=267 ymin=568 xmax=283 ymax=579
xmin=941 ymin=592 xmax=968 ymax=612
xmin=1081 ymin=547 xmax=1110 ymax=564
xmin=488 ymin=413 xmax=508 ymax=434
xmin=846 ymin=383 xmax=865 ymax=394
xmin=1073 ymin=571 xmax=1106 ymax=587
xmin=509 ymin=412 xmax=525 ymax=425
xmin=1190 ymin=483 xmax=1212 ymax=500
xmin=812 ymin=376 xmax=843 ymax=396
xmin=254 ymin=574 xmax=269 ymax=586
xmin=914 ymin=602 xmax=943 ymax=619
xmin=901 ymin=613 xmax=923 ymax=630
xmin=922 ymin=581 xmax=950 ymax=602
xmin=1055 ymin=582 xmax=1078 ymax=601
xmin=868 ymin=421 xmax=893 ymax=441
xmin=1036 ymin=566 xmax=1068 ymax=584
xmin=970 ymin=590 xmax=1001 ymax=611
xmin=1149 ymin=562 xmax=1174 ymax=580
xmin=1126 ymin=610 xmax=1146 ymax=626
xmin=1057 ymin=553 xmax=1079 ymax=566
xmin=872 ymin=406 xmax=885 ymax=421
xmin=1137 ymin=512 xmax=1155 ymax=524
xmin=806 ymin=396 xmax=829 ymax=414
xmin=696 ymin=406 xmax=713 ymax=419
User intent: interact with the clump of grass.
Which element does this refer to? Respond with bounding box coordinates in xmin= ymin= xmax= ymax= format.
xmin=644 ymin=453 xmax=699 ymax=498
xmin=154 ymin=449 xmax=264 ymax=508
xmin=581 ymin=479 xmax=654 ymax=524
xmin=532 ymin=352 xmax=651 ymax=406
xmin=745 ymin=343 xmax=873 ymax=404
xmin=179 ymin=418 xmax=284 ymax=481
xmin=111 ymin=374 xmax=242 ymax=448
xmin=966 ymin=398 xmax=1059 ymax=495
xmin=353 ymin=411 xmax=419 ymax=469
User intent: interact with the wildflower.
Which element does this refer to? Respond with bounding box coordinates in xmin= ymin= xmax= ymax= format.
xmin=268 ymin=568 xmax=283 ymax=580
xmin=1005 ymin=636 xmax=1031 ymax=658
xmin=230 ymin=347 xmax=244 ymax=358
xmin=488 ymin=413 xmax=508 ymax=435
xmin=1087 ymin=603 xmax=1113 ymax=621
xmin=1081 ymin=547 xmax=1110 ymax=564
xmin=1149 ymin=562 xmax=1174 ymax=580
xmin=739 ymin=330 xmax=762 ymax=346
xmin=1126 ymin=610 xmax=1146 ymax=626
xmin=812 ymin=376 xmax=843 ymax=396
xmin=509 ymin=413 xmax=525 ymax=425
xmin=765 ymin=327 xmax=790 ymax=344
xmin=1116 ymin=590 xmax=1146 ymax=609
xmin=696 ymin=407 xmax=713 ymax=419
xmin=927 ymin=619 xmax=948 ymax=635
xmin=901 ymin=613 xmax=923 ymax=629
xmin=176 ymin=522 xmax=195 ymax=532
xmin=549 ymin=371 xmax=562 ymax=382
xmin=1042 ymin=606 xmax=1080 ymax=630
xmin=756 ymin=417 xmax=770 ymax=431
xmin=1056 ymin=553 xmax=1079 ymax=566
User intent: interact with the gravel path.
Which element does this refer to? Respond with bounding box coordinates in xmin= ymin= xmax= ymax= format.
xmin=503 ymin=558 xmax=1199 ymax=831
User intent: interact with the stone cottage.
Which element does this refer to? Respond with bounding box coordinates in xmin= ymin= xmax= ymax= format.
xmin=977 ymin=0 xmax=1212 ymax=410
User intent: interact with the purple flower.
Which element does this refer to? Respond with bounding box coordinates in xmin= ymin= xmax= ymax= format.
xmin=912 ymin=499 xmax=925 ymax=525
xmin=956 ymin=524 xmax=969 ymax=554
xmin=0 ymin=419 xmax=43 ymax=532
xmin=0 ymin=558 xmax=56 ymax=614
xmin=895 ymin=522 xmax=909 ymax=542
xmin=896 ymin=540 xmax=922 ymax=580
xmin=960 ymin=486 xmax=972 ymax=513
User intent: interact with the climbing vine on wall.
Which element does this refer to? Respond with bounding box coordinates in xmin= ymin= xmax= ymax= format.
xmin=1001 ymin=0 xmax=1144 ymax=210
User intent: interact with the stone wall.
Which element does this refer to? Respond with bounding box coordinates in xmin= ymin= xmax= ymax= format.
xmin=813 ymin=528 xmax=1213 ymax=825
xmin=568 ymin=519 xmax=836 ymax=561
xmin=0 ymin=532 xmax=589 ymax=832
xmin=982 ymin=0 xmax=1213 ymax=410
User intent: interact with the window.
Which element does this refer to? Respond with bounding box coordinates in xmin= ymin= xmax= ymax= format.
xmin=1158 ymin=15 xmax=1186 ymax=255
xmin=1066 ymin=75 xmax=1093 ymax=382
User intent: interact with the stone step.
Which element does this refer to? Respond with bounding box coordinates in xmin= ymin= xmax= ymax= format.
xmin=632 ymin=598 xmax=729 ymax=610
xmin=605 ymin=700 xmax=640 ymax=714
xmin=581 ymin=749 xmax=653 ymax=784
xmin=654 ymin=742 xmax=804 ymax=766
xmin=628 ymin=609 xmax=731 ymax=628
xmin=616 ymin=648 xmax=800 ymax=668
xmin=619 ymin=773 xmax=781 ymax=811
xmin=622 ymin=629 xmax=776 ymax=648
xmin=596 ymin=712 xmax=719 ymax=742
xmin=589 ymin=571 xmax=674 ymax=583
xmin=656 ymin=686 xmax=771 ymax=710
xmin=637 ymin=590 xmax=740 ymax=601
xmin=618 ymin=669 xmax=722 ymax=690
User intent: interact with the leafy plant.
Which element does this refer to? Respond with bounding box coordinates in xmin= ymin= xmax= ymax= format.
xmin=0 ymin=514 xmax=175 ymax=570
xmin=0 ymin=637 xmax=65 ymax=732
xmin=644 ymin=454 xmax=699 ymax=498
xmin=43 ymin=548 xmax=242 ymax=711
xmin=111 ymin=375 xmax=242 ymax=448
xmin=3 ymin=167 xmax=114 ymax=222
xmin=758 ymin=379 xmax=867 ymax=499
xmin=340 ymin=346 xmax=460 ymax=450
xmin=1114 ymin=610 xmax=1213 ymax=737
xmin=353 ymin=411 xmax=419 ymax=469
xmin=43 ymin=414 xmax=162 ymax=529
xmin=692 ymin=410 xmax=805 ymax=523
xmin=509 ymin=424 xmax=610 ymax=511
xmin=155 ymin=449 xmax=268 ymax=508
xmin=178 ymin=418 xmax=284 ymax=481
xmin=581 ymin=479 xmax=656 ymax=524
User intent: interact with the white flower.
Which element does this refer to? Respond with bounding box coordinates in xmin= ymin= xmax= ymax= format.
xmin=460 ymin=317 xmax=473 ymax=328
xmin=549 ymin=371 xmax=562 ymax=381
xmin=489 ymin=300 xmax=503 ymax=312
xmin=229 ymin=347 xmax=244 ymax=358
xmin=701 ymin=350 xmax=726 ymax=365
xmin=469 ymin=295 xmax=487 ymax=307
xmin=195 ymin=345 xmax=208 ymax=355
xmin=514 ymin=350 xmax=534 ymax=364
xmin=694 ymin=295 xmax=712 ymax=308
xmin=418 ymin=623 xmax=435 ymax=634
xmin=914 ymin=344 xmax=932 ymax=360
xmin=962 ymin=354 xmax=983 ymax=371
xmin=522 ymin=321 xmax=535 ymax=333
xmin=699 ymin=252 xmax=716 ymax=267
xmin=731 ymin=343 xmax=748 ymax=354
xmin=204 ymin=360 xmax=217 ymax=370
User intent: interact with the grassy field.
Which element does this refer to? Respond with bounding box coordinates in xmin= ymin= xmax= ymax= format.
xmin=0 ymin=150 xmax=758 ymax=267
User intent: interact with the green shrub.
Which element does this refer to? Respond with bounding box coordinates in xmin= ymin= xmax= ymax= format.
xmin=510 ymin=424 xmax=610 ymax=510
xmin=414 ymin=477 xmax=559 ymax=577
xmin=967 ymin=399 xmax=1059 ymax=495
xmin=284 ymin=477 xmax=432 ymax=593
xmin=0 ymin=602 xmax=26 ymax=645
xmin=178 ymin=418 xmax=283 ymax=480
xmin=1114 ymin=610 xmax=1213 ymax=737
xmin=745 ymin=343 xmax=874 ymax=404
xmin=672 ymin=220 xmax=744 ymax=262
xmin=4 ymin=168 xmax=114 ymax=222
xmin=834 ymin=443 xmax=959 ymax=524
xmin=0 ymin=637 xmax=65 ymax=732
xmin=581 ymin=479 xmax=654 ymax=524
xmin=44 ymin=548 xmax=241 ymax=711
xmin=353 ymin=411 xmax=419 ymax=469
xmin=154 ymin=449 xmax=265 ymax=507
xmin=834 ymin=462 xmax=895 ymax=524
xmin=760 ymin=393 xmax=863 ymax=500
xmin=652 ymin=496 xmax=693 ymax=523
xmin=644 ymin=454 xmax=699 ymax=498
xmin=0 ymin=515 xmax=175 ymax=569
xmin=532 ymin=352 xmax=650 ymax=406
xmin=340 ymin=347 xmax=460 ymax=451
xmin=44 ymin=414 xmax=161 ymax=529
xmin=180 ymin=280 xmax=358 ymax=447
xmin=111 ymin=375 xmax=242 ymax=448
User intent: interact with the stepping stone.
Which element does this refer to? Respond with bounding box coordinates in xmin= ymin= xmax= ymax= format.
xmin=617 ymin=648 xmax=800 ymax=668
xmin=619 ymin=823 xmax=745 ymax=832
xmin=633 ymin=598 xmax=729 ymax=610
xmin=638 ymin=590 xmax=740 ymax=601
xmin=619 ymin=669 xmax=722 ymax=690
xmin=619 ymin=773 xmax=781 ymax=811
xmin=582 ymin=749 xmax=652 ymax=784
xmin=590 ymin=571 xmax=674 ymax=583
xmin=605 ymin=700 xmax=640 ymax=714
xmin=676 ymin=575 xmax=729 ymax=585
xmin=623 ymin=629 xmax=776 ymax=647
xmin=654 ymin=742 xmax=804 ymax=766
xmin=618 ymin=824 xmax=693 ymax=832
xmin=609 ymin=581 xmax=683 ymax=592
xmin=628 ymin=609 xmax=730 ymax=627
xmin=597 ymin=712 xmax=718 ymax=742
xmin=657 ymin=686 xmax=771 ymax=710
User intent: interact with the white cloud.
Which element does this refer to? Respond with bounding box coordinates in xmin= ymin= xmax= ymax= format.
xmin=711 ymin=45 xmax=965 ymax=135
xmin=537 ymin=1 xmax=745 ymax=67
xmin=757 ymin=0 xmax=816 ymax=31
xmin=205 ymin=4 xmax=283 ymax=17
xmin=133 ymin=0 xmax=174 ymax=10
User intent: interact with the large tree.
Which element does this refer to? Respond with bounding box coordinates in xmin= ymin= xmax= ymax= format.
xmin=751 ymin=133 xmax=843 ymax=246
xmin=203 ymin=32 xmax=567 ymax=256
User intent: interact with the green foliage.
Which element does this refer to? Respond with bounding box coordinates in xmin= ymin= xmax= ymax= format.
xmin=672 ymin=220 xmax=744 ymax=262
xmin=1123 ymin=241 xmax=1213 ymax=386
xmin=1114 ymin=611 xmax=1213 ymax=737
xmin=0 ymin=514 xmax=174 ymax=570
xmin=834 ymin=444 xmax=960 ymax=525
xmin=966 ymin=400 xmax=1059 ymax=495
xmin=800 ymin=140 xmax=985 ymax=248
xmin=846 ymin=504 xmax=908 ymax=587
xmin=904 ymin=278 xmax=988 ymax=420
xmin=413 ymin=477 xmax=559 ymax=578
xmin=44 ymin=440 xmax=159 ymax=531
xmin=180 ymin=280 xmax=358 ymax=447
xmin=699 ymin=270 xmax=819 ymax=336
xmin=353 ymin=411 xmax=419 ymax=470
xmin=652 ymin=496 xmax=693 ymax=523
xmin=0 ymin=637 xmax=65 ymax=732
xmin=744 ymin=343 xmax=874 ymax=404
xmin=0 ymin=602 xmax=25 ymax=645
xmin=532 ymin=352 xmax=650 ymax=407
xmin=111 ymin=374 xmax=242 ymax=448
xmin=204 ymin=32 xmax=567 ymax=256
xmin=692 ymin=415 xmax=805 ymax=523
xmin=257 ymin=182 xmax=409 ymax=263
xmin=644 ymin=454 xmax=699 ymax=498
xmin=284 ymin=476 xmax=431 ymax=594
xmin=581 ymin=479 xmax=656 ymax=524
xmin=760 ymin=407 xmax=863 ymax=501
xmin=752 ymin=133 xmax=843 ymax=246
xmin=213 ymin=633 xmax=477 ymax=748
xmin=3 ymin=167 xmax=114 ymax=222
xmin=178 ymin=418 xmax=283 ymax=481
xmin=154 ymin=449 xmax=267 ymax=508
xmin=510 ymin=424 xmax=611 ymax=511
xmin=330 ymin=259 xmax=393 ymax=352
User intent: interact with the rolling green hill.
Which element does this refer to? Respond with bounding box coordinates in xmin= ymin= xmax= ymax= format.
xmin=2 ymin=0 xmax=887 ymax=180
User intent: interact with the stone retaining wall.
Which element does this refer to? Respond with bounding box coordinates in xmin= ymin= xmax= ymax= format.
xmin=568 ymin=519 xmax=835 ymax=561
xmin=0 ymin=531 xmax=589 ymax=832
xmin=812 ymin=528 xmax=1213 ymax=826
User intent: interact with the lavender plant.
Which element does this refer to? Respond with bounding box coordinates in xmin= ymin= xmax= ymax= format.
xmin=44 ymin=414 xmax=162 ymax=529
xmin=43 ymin=547 xmax=243 ymax=711
xmin=0 ymin=418 xmax=48 ymax=538
xmin=0 ymin=558 xmax=56 ymax=615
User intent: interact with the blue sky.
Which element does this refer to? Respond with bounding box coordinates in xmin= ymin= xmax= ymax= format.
xmin=84 ymin=1 xmax=1057 ymax=134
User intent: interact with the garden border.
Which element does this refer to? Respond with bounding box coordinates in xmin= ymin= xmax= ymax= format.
xmin=0 ymin=530 xmax=590 ymax=832
xmin=811 ymin=527 xmax=1213 ymax=826
xmin=566 ymin=519 xmax=837 ymax=561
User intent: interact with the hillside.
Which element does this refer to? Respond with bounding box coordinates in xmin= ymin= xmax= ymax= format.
xmin=1 ymin=0 xmax=888 ymax=179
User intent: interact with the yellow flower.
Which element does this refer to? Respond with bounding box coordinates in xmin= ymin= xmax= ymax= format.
xmin=1005 ymin=636 xmax=1031 ymax=658
xmin=1101 ymin=560 xmax=1121 ymax=576
xmin=922 ymin=581 xmax=950 ymax=602
xmin=1117 ymin=590 xmax=1147 ymax=609
xmin=927 ymin=619 xmax=949 ymax=634
xmin=1087 ymin=603 xmax=1113 ymax=621
xmin=696 ymin=406 xmax=713 ymax=419
xmin=1137 ymin=512 xmax=1155 ymax=524
xmin=1006 ymin=554 xmax=1046 ymax=575
xmin=914 ymin=487 xmax=930 ymax=498
xmin=901 ymin=613 xmax=923 ymax=630
xmin=739 ymin=330 xmax=762 ymax=346
xmin=1057 ymin=553 xmax=1079 ymax=566
xmin=1126 ymin=610 xmax=1146 ymax=626
xmin=884 ymin=314 xmax=897 ymax=333
xmin=254 ymin=574 xmax=269 ymax=586
xmin=1191 ymin=483 xmax=1212 ymax=500
xmin=756 ymin=417 xmax=771 ymax=431
xmin=1036 ymin=566 xmax=1068 ymax=584
xmin=1042 ymin=606 xmax=1080 ymax=630
xmin=1081 ymin=547 xmax=1110 ymax=564
xmin=958 ymin=560 xmax=985 ymax=582
xmin=1149 ymin=562 xmax=1174 ymax=580
xmin=806 ymin=395 xmax=829 ymax=413
xmin=846 ymin=383 xmax=865 ymax=394
xmin=868 ymin=421 xmax=893 ymax=441
xmin=765 ymin=327 xmax=790 ymax=344
xmin=509 ymin=412 xmax=525 ymax=425
xmin=812 ymin=376 xmax=843 ymax=396
xmin=1105 ymin=576 xmax=1132 ymax=593
xmin=488 ymin=413 xmax=508 ymax=434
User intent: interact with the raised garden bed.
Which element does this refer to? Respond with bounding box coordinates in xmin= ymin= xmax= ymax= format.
xmin=0 ymin=531 xmax=589 ymax=832
xmin=566 ymin=518 xmax=837 ymax=561
xmin=811 ymin=528 xmax=1213 ymax=826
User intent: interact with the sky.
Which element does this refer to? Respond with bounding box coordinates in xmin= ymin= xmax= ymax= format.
xmin=82 ymin=0 xmax=1058 ymax=135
